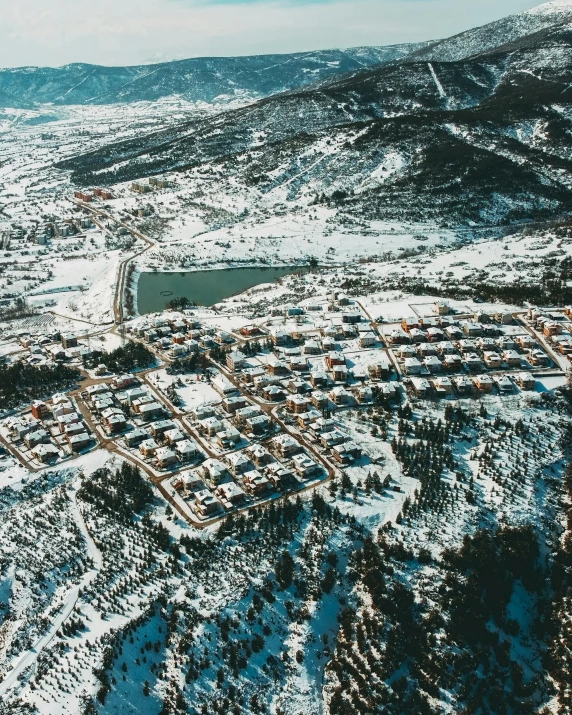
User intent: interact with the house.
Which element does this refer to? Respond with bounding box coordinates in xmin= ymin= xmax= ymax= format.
xmin=150 ymin=420 xmax=177 ymax=440
xmin=243 ymin=470 xmax=272 ymax=495
xmin=297 ymin=409 xmax=321 ymax=428
xmin=164 ymin=428 xmax=186 ymax=445
xmin=68 ymin=432 xmax=91 ymax=452
xmin=332 ymin=442 xmax=361 ymax=464
xmin=47 ymin=345 xmax=66 ymax=361
xmin=516 ymin=335 xmax=536 ymax=350
xmin=322 ymin=337 xmax=336 ymax=352
xmin=273 ymin=434 xmax=301 ymax=458
xmin=326 ymin=351 xmax=346 ymax=369
xmin=368 ymin=357 xmax=391 ymax=380
xmin=433 ymin=376 xmax=454 ymax=396
xmin=409 ymin=328 xmax=427 ymax=344
xmin=442 ymin=353 xmax=463 ymax=371
xmin=111 ymin=374 xmax=137 ymax=391
xmin=410 ymin=377 xmax=431 ymax=398
xmin=195 ymin=489 xmax=222 ymax=517
xmin=289 ymin=357 xmax=309 ymax=373
xmin=176 ymin=439 xmax=200 ymax=462
xmin=357 ymin=386 xmax=374 ymax=403
xmin=403 ymin=357 xmax=422 ymax=375
xmin=311 ymin=390 xmax=328 ymax=409
xmin=212 ymin=375 xmax=237 ymax=396
xmin=216 ymin=482 xmax=247 ymax=507
xmin=227 ymin=351 xmax=246 ymax=372
xmin=453 ymin=375 xmax=473 ymax=396
xmin=387 ymin=328 xmax=411 ymax=345
xmin=286 ymin=395 xmax=310 ymax=414
xmin=138 ymin=402 xmax=164 ymax=422
xmin=461 ymin=322 xmax=483 ymax=337
xmin=359 ymin=333 xmax=377 ymax=348
xmin=528 ymin=349 xmax=549 ymax=367
xmin=121 ymin=387 xmax=149 ymax=406
xmin=61 ymin=333 xmax=78 ymax=349
xmin=193 ymin=405 xmax=216 ymax=421
xmin=31 ymin=401 xmax=49 ymax=420
xmin=265 ymin=462 xmax=293 ymax=488
xmin=31 ymin=443 xmax=59 ymax=463
xmin=401 ymin=316 xmax=419 ymax=332
xmin=223 ymin=395 xmax=248 ymax=414
xmin=124 ymin=428 xmax=148 ymax=448
xmin=544 ymin=322 xmax=563 ymax=337
xmin=426 ymin=327 xmax=445 ymax=343
xmin=57 ymin=412 xmax=82 ymax=433
xmin=332 ymin=365 xmax=349 ymax=382
xmin=434 ymin=300 xmax=450 ymax=316
xmin=310 ymin=371 xmax=329 ymax=388
xmin=156 ymin=447 xmax=177 ymax=469
xmin=202 ymin=458 xmax=228 ymax=486
xmin=199 ymin=416 xmax=224 ymax=436
xmin=247 ymin=444 xmax=273 ymax=466
xmin=184 ymin=339 xmax=200 ymax=354
xmin=418 ymin=342 xmax=437 ymax=357
xmin=444 ymin=325 xmax=463 ymax=341
xmin=494 ymin=375 xmax=514 ymax=394
xmin=8 ymin=417 xmax=39 ymax=441
xmin=515 ymin=372 xmax=535 ymax=390
xmin=477 ymin=337 xmax=496 ymax=352
xmin=234 ymin=406 xmax=262 ymax=424
xmin=93 ymin=397 xmax=114 ymax=413
xmin=216 ymin=427 xmax=241 ymax=448
xmin=483 ymin=351 xmax=502 ymax=369
xmin=473 ymin=374 xmax=494 ymax=393
xmin=292 ymin=453 xmax=320 ymax=478
xmin=267 ymin=359 xmax=290 ymax=377
xmin=342 ymin=311 xmax=361 ymax=324
xmin=310 ymin=418 xmax=336 ymax=438
xmin=330 ymin=386 xmax=350 ymax=405
xmin=270 ymin=328 xmax=289 ymax=347
xmin=240 ymin=325 xmax=262 ymax=337
xmin=464 ymin=353 xmax=482 ymax=372
xmin=320 ymin=429 xmax=346 ymax=448
xmin=288 ymin=378 xmax=312 ymax=395
xmin=65 ymin=422 xmax=87 ymax=437
xmin=437 ymin=341 xmax=457 ymax=355
xmin=303 ymin=340 xmax=321 ymax=355
xmin=226 ymin=452 xmax=251 ymax=476
xmin=139 ymin=439 xmax=159 ymax=458
xmin=423 ymin=355 xmax=442 ymax=373
xmin=503 ymin=350 xmax=521 ymax=367
xmin=246 ymin=414 xmax=271 ymax=434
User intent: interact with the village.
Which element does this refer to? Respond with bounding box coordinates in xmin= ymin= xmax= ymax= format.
xmin=0 ymin=283 xmax=569 ymax=526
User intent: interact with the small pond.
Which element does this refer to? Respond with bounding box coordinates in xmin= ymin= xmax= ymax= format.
xmin=137 ymin=265 xmax=310 ymax=314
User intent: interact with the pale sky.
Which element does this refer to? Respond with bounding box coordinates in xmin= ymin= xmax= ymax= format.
xmin=0 ymin=0 xmax=543 ymax=68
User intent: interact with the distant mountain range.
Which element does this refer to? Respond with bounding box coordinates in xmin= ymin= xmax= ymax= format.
xmin=0 ymin=44 xmax=431 ymax=108
xmin=59 ymin=0 xmax=572 ymax=229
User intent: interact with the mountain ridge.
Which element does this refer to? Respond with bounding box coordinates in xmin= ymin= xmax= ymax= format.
xmin=0 ymin=44 xmax=432 ymax=109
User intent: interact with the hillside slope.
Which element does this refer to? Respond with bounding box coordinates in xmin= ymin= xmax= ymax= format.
xmin=0 ymin=44 xmax=430 ymax=109
xmin=59 ymin=11 xmax=572 ymax=228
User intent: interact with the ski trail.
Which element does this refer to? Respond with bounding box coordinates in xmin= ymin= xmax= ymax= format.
xmin=428 ymin=63 xmax=447 ymax=99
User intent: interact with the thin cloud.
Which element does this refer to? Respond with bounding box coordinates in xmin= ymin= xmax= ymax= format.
xmin=0 ymin=0 xmax=542 ymax=68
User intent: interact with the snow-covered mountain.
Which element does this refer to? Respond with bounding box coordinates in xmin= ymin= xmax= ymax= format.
xmin=60 ymin=3 xmax=572 ymax=228
xmin=0 ymin=44 xmax=430 ymax=109
xmin=407 ymin=0 xmax=572 ymax=61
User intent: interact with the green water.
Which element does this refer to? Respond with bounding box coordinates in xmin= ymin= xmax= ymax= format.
xmin=137 ymin=266 xmax=310 ymax=314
